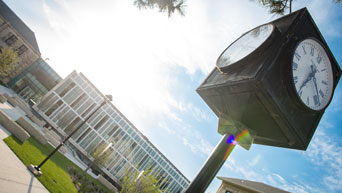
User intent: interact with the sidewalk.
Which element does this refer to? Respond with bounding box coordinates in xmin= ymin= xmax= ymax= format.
xmin=0 ymin=86 xmax=49 ymax=193
xmin=0 ymin=125 xmax=49 ymax=193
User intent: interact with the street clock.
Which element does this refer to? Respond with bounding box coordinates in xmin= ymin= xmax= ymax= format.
xmin=197 ymin=8 xmax=341 ymax=150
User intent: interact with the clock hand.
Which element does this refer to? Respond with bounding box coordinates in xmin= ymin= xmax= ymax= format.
xmin=311 ymin=65 xmax=320 ymax=106
xmin=298 ymin=71 xmax=313 ymax=93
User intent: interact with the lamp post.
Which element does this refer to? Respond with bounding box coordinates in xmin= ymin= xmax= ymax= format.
xmin=28 ymin=94 xmax=113 ymax=176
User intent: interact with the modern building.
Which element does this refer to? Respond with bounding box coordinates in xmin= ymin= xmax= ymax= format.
xmin=0 ymin=0 xmax=40 ymax=84
xmin=33 ymin=71 xmax=190 ymax=192
xmin=216 ymin=176 xmax=290 ymax=193
xmin=8 ymin=58 xmax=62 ymax=104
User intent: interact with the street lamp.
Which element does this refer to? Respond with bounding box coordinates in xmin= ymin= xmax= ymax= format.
xmin=28 ymin=94 xmax=113 ymax=176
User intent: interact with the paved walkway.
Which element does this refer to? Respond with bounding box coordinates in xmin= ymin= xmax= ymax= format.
xmin=0 ymin=86 xmax=49 ymax=193
xmin=0 ymin=125 xmax=49 ymax=193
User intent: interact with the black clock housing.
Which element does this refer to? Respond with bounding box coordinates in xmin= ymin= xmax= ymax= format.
xmin=197 ymin=8 xmax=341 ymax=150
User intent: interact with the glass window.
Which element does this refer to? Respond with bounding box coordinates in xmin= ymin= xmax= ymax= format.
xmin=79 ymin=130 xmax=96 ymax=148
xmin=127 ymin=145 xmax=141 ymax=161
xmin=116 ymin=134 xmax=129 ymax=151
xmin=137 ymin=155 xmax=148 ymax=170
xmin=127 ymin=127 xmax=133 ymax=135
xmin=72 ymin=124 xmax=89 ymax=141
xmin=113 ymin=131 xmax=127 ymax=149
xmin=76 ymin=98 xmax=92 ymax=115
xmin=106 ymin=107 xmax=114 ymax=115
xmin=142 ymin=142 xmax=147 ymax=149
xmin=122 ymin=141 xmax=137 ymax=158
xmin=85 ymin=136 xmax=103 ymax=154
xmin=74 ymin=75 xmax=84 ymax=85
xmin=89 ymin=110 xmax=105 ymax=127
xmin=84 ymin=85 xmax=92 ymax=94
xmin=102 ymin=149 xmax=115 ymax=168
xmin=97 ymin=118 xmax=113 ymax=135
xmin=45 ymin=100 xmax=63 ymax=116
xmin=71 ymin=93 xmax=87 ymax=110
xmin=107 ymin=153 xmax=121 ymax=171
xmin=110 ymin=129 xmax=123 ymax=145
xmin=115 ymin=115 xmax=121 ymax=122
xmin=111 ymin=111 xmax=117 ymax=119
xmin=40 ymin=93 xmax=58 ymax=112
xmin=57 ymin=109 xmax=77 ymax=130
xmin=52 ymin=105 xmax=69 ymax=122
xmin=56 ymin=80 xmax=75 ymax=98
xmin=5 ymin=34 xmax=18 ymax=45
xmin=94 ymin=115 xmax=109 ymax=131
xmin=64 ymin=117 xmax=82 ymax=135
xmin=89 ymin=90 xmax=98 ymax=100
xmin=103 ymin=123 xmax=119 ymax=140
xmin=119 ymin=120 xmax=126 ymax=128
xmin=81 ymin=103 xmax=96 ymax=118
xmin=114 ymin=159 xmax=128 ymax=179
xmin=17 ymin=45 xmax=28 ymax=55
xmin=64 ymin=86 xmax=82 ymax=104
xmin=135 ymin=135 xmax=141 ymax=143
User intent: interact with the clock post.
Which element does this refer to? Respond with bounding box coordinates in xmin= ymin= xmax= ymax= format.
xmin=185 ymin=7 xmax=341 ymax=193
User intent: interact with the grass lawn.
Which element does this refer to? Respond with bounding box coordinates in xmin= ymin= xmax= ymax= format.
xmin=3 ymin=136 xmax=113 ymax=193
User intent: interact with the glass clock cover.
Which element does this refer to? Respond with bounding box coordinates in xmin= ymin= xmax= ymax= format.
xmin=292 ymin=39 xmax=333 ymax=111
xmin=217 ymin=24 xmax=274 ymax=70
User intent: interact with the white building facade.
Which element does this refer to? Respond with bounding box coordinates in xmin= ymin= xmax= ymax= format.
xmin=33 ymin=71 xmax=189 ymax=193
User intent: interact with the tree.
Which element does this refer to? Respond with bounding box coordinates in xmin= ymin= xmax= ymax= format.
xmin=121 ymin=168 xmax=165 ymax=193
xmin=0 ymin=47 xmax=17 ymax=77
xmin=255 ymin=0 xmax=342 ymax=15
xmin=84 ymin=143 xmax=112 ymax=172
xmin=134 ymin=0 xmax=186 ymax=17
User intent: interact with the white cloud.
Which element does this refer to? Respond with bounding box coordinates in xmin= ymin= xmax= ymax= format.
xmin=248 ymin=154 xmax=261 ymax=166
xmin=179 ymin=125 xmax=215 ymax=157
xmin=303 ymin=129 xmax=342 ymax=191
xmin=294 ymin=0 xmax=342 ymax=38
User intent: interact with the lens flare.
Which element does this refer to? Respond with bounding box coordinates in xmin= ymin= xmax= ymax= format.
xmin=223 ymin=129 xmax=250 ymax=160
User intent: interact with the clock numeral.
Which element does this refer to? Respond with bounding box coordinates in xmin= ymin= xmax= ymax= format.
xmin=302 ymin=45 xmax=307 ymax=55
xmin=293 ymin=62 xmax=298 ymax=71
xmin=294 ymin=52 xmax=301 ymax=61
xmin=299 ymin=90 xmax=303 ymax=97
xmin=293 ymin=76 xmax=298 ymax=84
xmin=306 ymin=97 xmax=310 ymax=105
xmin=319 ymin=89 xmax=325 ymax=98
xmin=316 ymin=53 xmax=322 ymax=64
xmin=310 ymin=46 xmax=314 ymax=56
xmin=322 ymin=80 xmax=327 ymax=85
xmin=321 ymin=68 xmax=327 ymax=72
xmin=313 ymin=95 xmax=319 ymax=105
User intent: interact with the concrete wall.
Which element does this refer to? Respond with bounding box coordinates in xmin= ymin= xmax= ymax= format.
xmin=0 ymin=110 xmax=29 ymax=142
xmin=42 ymin=127 xmax=67 ymax=154
xmin=13 ymin=95 xmax=33 ymax=117
xmin=27 ymin=114 xmax=45 ymax=128
xmin=16 ymin=117 xmax=47 ymax=145
xmin=0 ymin=94 xmax=6 ymax=103
xmin=3 ymin=93 xmax=17 ymax=107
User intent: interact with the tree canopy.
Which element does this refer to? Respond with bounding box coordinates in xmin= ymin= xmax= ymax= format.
xmin=255 ymin=0 xmax=342 ymax=15
xmin=84 ymin=143 xmax=112 ymax=172
xmin=134 ymin=0 xmax=186 ymax=17
xmin=121 ymin=168 xmax=164 ymax=193
xmin=0 ymin=47 xmax=17 ymax=77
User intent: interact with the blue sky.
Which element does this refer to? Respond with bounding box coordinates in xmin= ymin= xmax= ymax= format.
xmin=4 ymin=0 xmax=341 ymax=192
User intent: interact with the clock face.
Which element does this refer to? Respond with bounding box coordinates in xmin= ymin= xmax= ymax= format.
xmin=217 ymin=24 xmax=274 ymax=70
xmin=292 ymin=39 xmax=334 ymax=111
